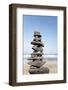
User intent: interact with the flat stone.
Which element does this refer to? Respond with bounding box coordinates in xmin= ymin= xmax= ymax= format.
xmin=31 ymin=53 xmax=42 ymax=58
xmin=32 ymin=46 xmax=43 ymax=52
xmin=31 ymin=41 xmax=44 ymax=47
xmin=30 ymin=66 xmax=37 ymax=69
xmin=28 ymin=57 xmax=43 ymax=60
xmin=31 ymin=52 xmax=43 ymax=56
xmin=34 ymin=32 xmax=41 ymax=37
xmin=29 ymin=67 xmax=49 ymax=74
xmin=28 ymin=61 xmax=46 ymax=68
xmin=33 ymin=37 xmax=41 ymax=41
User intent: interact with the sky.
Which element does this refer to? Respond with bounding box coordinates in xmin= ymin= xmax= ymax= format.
xmin=23 ymin=15 xmax=57 ymax=55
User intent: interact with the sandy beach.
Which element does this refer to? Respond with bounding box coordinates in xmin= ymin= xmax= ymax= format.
xmin=23 ymin=59 xmax=57 ymax=75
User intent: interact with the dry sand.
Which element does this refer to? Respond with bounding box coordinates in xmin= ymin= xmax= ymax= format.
xmin=23 ymin=60 xmax=57 ymax=75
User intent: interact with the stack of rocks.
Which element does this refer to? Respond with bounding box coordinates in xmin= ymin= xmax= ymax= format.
xmin=28 ymin=32 xmax=49 ymax=74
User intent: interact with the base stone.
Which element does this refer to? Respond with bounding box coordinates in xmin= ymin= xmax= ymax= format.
xmin=29 ymin=67 xmax=49 ymax=74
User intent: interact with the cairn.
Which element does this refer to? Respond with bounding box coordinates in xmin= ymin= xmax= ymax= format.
xmin=28 ymin=32 xmax=49 ymax=74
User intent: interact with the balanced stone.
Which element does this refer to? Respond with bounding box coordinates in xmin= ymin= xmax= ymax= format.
xmin=28 ymin=31 xmax=49 ymax=74
xmin=34 ymin=32 xmax=41 ymax=37
xmin=28 ymin=57 xmax=43 ymax=60
xmin=29 ymin=67 xmax=49 ymax=74
xmin=31 ymin=41 xmax=44 ymax=47
xmin=31 ymin=52 xmax=43 ymax=55
xmin=28 ymin=61 xmax=45 ymax=68
xmin=32 ymin=46 xmax=43 ymax=52
xmin=33 ymin=36 xmax=41 ymax=41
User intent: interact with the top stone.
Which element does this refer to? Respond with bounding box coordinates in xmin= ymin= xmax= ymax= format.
xmin=34 ymin=31 xmax=41 ymax=37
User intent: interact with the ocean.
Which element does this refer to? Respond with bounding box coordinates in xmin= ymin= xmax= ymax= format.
xmin=23 ymin=54 xmax=57 ymax=63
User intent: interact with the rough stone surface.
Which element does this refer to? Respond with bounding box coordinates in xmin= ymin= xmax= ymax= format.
xmin=32 ymin=46 xmax=43 ymax=52
xmin=28 ymin=61 xmax=46 ymax=68
xmin=28 ymin=31 xmax=49 ymax=74
xmin=34 ymin=32 xmax=41 ymax=37
xmin=29 ymin=67 xmax=49 ymax=74
xmin=31 ymin=41 xmax=44 ymax=47
xmin=28 ymin=57 xmax=43 ymax=60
